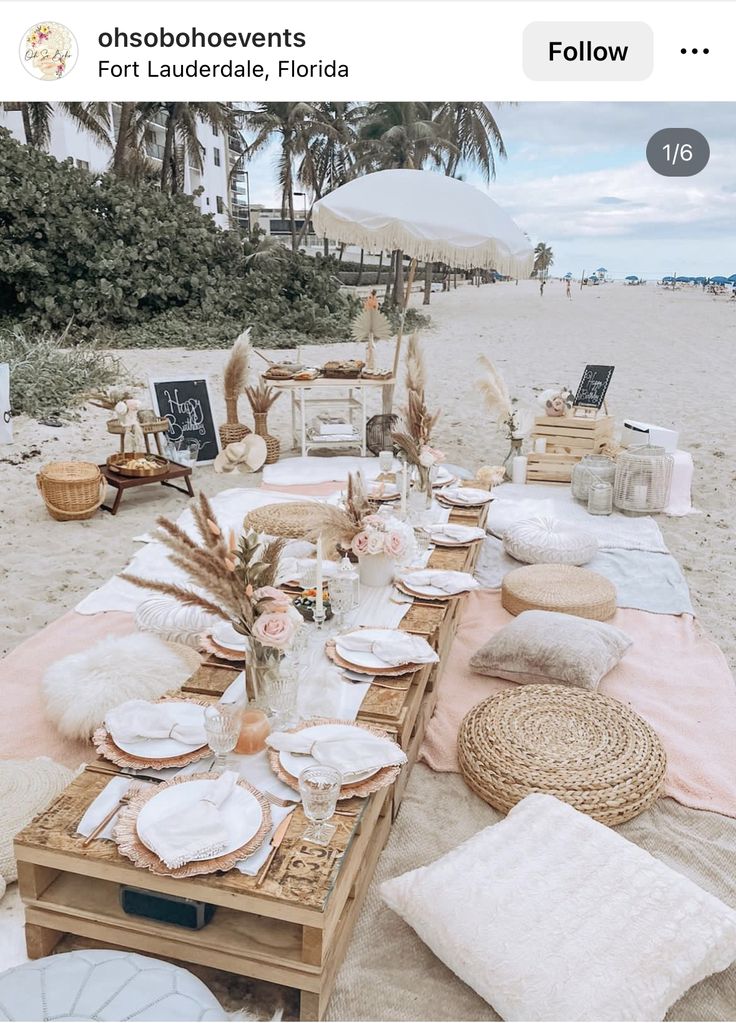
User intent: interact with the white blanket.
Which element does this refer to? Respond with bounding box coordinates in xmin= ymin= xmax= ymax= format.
xmin=262 ymin=456 xmax=386 ymax=486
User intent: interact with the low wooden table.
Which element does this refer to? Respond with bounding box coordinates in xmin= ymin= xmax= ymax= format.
xmin=15 ymin=498 xmax=489 ymax=1019
xmin=100 ymin=461 xmax=194 ymax=515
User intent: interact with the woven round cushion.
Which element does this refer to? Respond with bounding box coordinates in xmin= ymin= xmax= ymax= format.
xmin=0 ymin=950 xmax=225 ymax=1020
xmin=0 ymin=758 xmax=77 ymax=883
xmin=244 ymin=501 xmax=317 ymax=539
xmin=502 ymin=563 xmax=616 ymax=621
xmin=458 ymin=685 xmax=666 ymax=826
xmin=504 ymin=516 xmax=598 ymax=566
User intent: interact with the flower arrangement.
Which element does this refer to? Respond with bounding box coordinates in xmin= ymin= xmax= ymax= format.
xmin=539 ymin=387 xmax=574 ymax=417
xmin=477 ymin=355 xmax=533 ymax=441
xmin=351 ymin=514 xmax=410 ymax=561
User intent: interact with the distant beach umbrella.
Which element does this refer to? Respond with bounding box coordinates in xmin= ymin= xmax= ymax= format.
xmin=710 ymin=276 xmax=728 ymax=284
xmin=312 ymin=169 xmax=533 ymax=276
xmin=727 ymin=274 xmax=736 ymax=282
xmin=563 ymin=272 xmax=573 ymax=279
xmin=625 ymin=275 xmax=639 ymax=281
xmin=596 ymin=267 xmax=607 ymax=272
xmin=675 ymin=276 xmax=693 ymax=283
xmin=693 ymin=277 xmax=707 ymax=284
xmin=662 ymin=276 xmax=674 ymax=282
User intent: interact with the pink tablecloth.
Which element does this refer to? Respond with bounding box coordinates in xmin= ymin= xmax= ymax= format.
xmin=421 ymin=590 xmax=736 ymax=818
xmin=0 ymin=610 xmax=136 ymax=767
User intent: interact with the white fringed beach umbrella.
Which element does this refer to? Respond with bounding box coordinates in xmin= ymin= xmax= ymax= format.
xmin=312 ymin=168 xmax=533 ymax=276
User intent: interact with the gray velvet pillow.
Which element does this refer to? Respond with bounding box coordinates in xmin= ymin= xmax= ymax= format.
xmin=470 ymin=610 xmax=632 ymax=689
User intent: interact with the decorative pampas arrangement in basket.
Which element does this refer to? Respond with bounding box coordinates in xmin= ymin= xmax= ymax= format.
xmin=245 ymin=381 xmax=281 ymax=464
xmin=219 ymin=329 xmax=252 ymax=447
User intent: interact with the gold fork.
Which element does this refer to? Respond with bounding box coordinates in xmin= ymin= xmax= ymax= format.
xmin=82 ymin=783 xmax=145 ymax=847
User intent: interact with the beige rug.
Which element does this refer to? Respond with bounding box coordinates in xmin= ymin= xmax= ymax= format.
xmin=326 ymin=765 xmax=736 ymax=1021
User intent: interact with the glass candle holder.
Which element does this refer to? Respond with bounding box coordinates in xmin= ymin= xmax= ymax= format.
xmin=588 ymin=481 xmax=613 ymax=516
xmin=235 ymin=708 xmax=271 ymax=755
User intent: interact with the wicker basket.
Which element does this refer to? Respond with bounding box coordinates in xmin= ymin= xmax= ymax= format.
xmin=253 ymin=412 xmax=280 ymax=464
xmin=37 ymin=461 xmax=106 ymax=521
xmin=502 ymin=563 xmax=617 ymax=621
xmin=458 ymin=685 xmax=666 ymax=826
xmin=218 ymin=421 xmax=252 ymax=447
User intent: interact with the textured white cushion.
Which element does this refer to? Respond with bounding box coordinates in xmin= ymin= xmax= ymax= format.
xmin=504 ymin=516 xmax=598 ymax=566
xmin=469 ymin=610 xmax=632 ymax=689
xmin=135 ymin=596 xmax=221 ymax=649
xmin=0 ymin=758 xmax=77 ymax=883
xmin=381 ymin=793 xmax=736 ymax=1021
xmin=0 ymin=950 xmax=225 ymax=1021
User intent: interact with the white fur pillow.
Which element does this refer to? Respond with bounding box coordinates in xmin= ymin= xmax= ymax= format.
xmin=42 ymin=634 xmax=196 ymax=740
xmin=381 ymin=794 xmax=736 ymax=1021
xmin=504 ymin=515 xmax=598 ymax=566
xmin=469 ymin=609 xmax=631 ymax=689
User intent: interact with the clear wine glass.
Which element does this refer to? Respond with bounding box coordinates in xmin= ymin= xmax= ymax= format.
xmin=298 ymin=765 xmax=342 ymax=846
xmin=204 ymin=703 xmax=242 ymax=772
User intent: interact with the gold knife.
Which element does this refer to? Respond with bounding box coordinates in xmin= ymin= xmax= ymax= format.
xmin=254 ymin=812 xmax=293 ymax=888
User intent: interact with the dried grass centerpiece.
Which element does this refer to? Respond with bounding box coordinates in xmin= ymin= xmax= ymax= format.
xmin=220 ymin=329 xmax=252 ymax=447
xmin=120 ymin=493 xmax=299 ymax=702
xmin=245 ymin=381 xmax=281 ymax=464
xmin=478 ymin=355 xmax=533 ymax=477
xmin=391 ymin=333 xmax=443 ymax=505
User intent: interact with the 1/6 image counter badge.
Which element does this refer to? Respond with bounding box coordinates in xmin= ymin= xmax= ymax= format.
xmin=20 ymin=22 xmax=77 ymax=80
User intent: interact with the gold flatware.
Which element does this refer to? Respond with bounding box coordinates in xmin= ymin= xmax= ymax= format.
xmin=255 ymin=813 xmax=293 ymax=888
xmin=82 ymin=783 xmax=145 ymax=847
xmin=263 ymin=790 xmax=299 ymax=808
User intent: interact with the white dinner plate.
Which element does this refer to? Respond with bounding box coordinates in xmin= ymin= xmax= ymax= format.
xmin=432 ymin=468 xmax=458 ymax=487
xmin=436 ymin=487 xmax=493 ymax=507
xmin=369 ymin=483 xmax=400 ymax=500
xmin=211 ymin=622 xmax=247 ymax=651
xmin=335 ymin=628 xmax=416 ymax=670
xmin=136 ymin=779 xmax=263 ymax=862
xmin=278 ymin=723 xmax=379 ymax=784
xmin=428 ymin=525 xmax=486 ymax=547
xmin=110 ymin=702 xmax=206 ymax=758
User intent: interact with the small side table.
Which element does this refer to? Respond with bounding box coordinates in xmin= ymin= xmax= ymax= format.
xmin=100 ymin=461 xmax=194 ymax=515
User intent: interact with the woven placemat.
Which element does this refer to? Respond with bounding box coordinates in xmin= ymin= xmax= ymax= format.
xmin=244 ymin=501 xmax=320 ymax=539
xmin=458 ymin=685 xmax=666 ymax=826
xmin=502 ymin=563 xmax=617 ymax=621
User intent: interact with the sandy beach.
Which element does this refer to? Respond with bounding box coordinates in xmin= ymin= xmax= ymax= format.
xmin=2 ymin=279 xmax=734 ymax=668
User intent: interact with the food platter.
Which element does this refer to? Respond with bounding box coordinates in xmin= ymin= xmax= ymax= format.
xmin=107 ymin=453 xmax=170 ymax=478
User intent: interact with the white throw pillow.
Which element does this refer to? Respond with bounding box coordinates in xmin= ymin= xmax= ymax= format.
xmin=504 ymin=516 xmax=598 ymax=566
xmin=381 ymin=794 xmax=736 ymax=1021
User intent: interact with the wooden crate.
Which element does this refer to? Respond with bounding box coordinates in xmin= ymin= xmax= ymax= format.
xmin=527 ymin=414 xmax=613 ymax=483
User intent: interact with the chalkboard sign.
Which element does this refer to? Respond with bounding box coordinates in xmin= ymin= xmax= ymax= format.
xmin=573 ymin=365 xmax=614 ymax=409
xmin=149 ymin=376 xmax=219 ymax=465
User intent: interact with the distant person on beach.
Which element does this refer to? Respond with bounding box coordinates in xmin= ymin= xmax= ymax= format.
xmin=364 ymin=289 xmax=379 ymax=310
xmin=539 ymin=278 xmax=546 ymax=297
xmin=565 ymin=279 xmax=572 ymax=300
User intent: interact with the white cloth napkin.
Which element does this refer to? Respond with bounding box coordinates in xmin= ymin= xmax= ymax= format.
xmin=136 ymin=771 xmax=238 ymax=869
xmin=267 ymin=729 xmax=407 ymax=780
xmin=428 ymin=523 xmax=486 ymax=542
xmin=401 ymin=569 xmax=480 ymax=594
xmin=77 ymin=777 xmax=155 ymax=841
xmin=438 ymin=487 xmax=489 ymax=505
xmin=337 ymin=629 xmax=438 ymax=666
xmin=105 ymin=700 xmax=206 ymax=747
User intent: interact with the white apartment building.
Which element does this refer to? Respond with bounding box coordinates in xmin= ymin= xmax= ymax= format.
xmin=0 ymin=104 xmax=247 ymax=231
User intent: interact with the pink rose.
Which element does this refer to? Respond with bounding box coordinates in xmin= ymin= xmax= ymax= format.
xmin=366 ymin=530 xmax=385 ymax=555
xmin=352 ymin=531 xmax=370 ymax=556
xmin=385 ymin=530 xmax=408 ymax=559
xmin=428 ymin=446 xmax=445 ymax=463
xmin=253 ymin=586 xmax=291 ymax=613
xmin=252 ymin=611 xmax=297 ymax=650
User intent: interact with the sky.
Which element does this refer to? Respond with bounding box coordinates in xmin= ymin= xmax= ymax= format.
xmin=244 ymin=102 xmax=736 ymax=280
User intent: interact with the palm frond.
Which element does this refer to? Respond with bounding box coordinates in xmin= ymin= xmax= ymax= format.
xmin=118 ymin=574 xmax=231 ymax=621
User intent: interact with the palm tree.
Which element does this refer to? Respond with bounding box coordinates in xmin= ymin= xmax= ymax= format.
xmin=353 ymin=101 xmax=441 ymax=172
xmin=158 ymin=102 xmax=240 ymax=195
xmin=534 ymin=242 xmax=554 ymax=277
xmin=430 ymin=102 xmax=507 ymax=182
xmin=295 ymin=101 xmax=358 ymax=252
xmin=241 ymin=102 xmax=324 ymax=251
xmin=0 ymin=102 xmax=111 ymax=151
xmin=110 ymin=101 xmax=164 ymax=184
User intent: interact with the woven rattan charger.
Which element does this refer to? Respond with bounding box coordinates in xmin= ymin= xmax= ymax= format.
xmin=458 ymin=685 xmax=666 ymax=826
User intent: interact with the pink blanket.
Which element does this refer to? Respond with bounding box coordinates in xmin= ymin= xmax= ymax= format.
xmin=421 ymin=590 xmax=736 ymax=818
xmin=0 ymin=610 xmax=136 ymax=767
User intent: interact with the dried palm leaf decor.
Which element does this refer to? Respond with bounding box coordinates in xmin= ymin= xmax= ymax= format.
xmin=220 ymin=328 xmax=252 ymax=446
xmin=350 ymin=305 xmax=392 ymax=372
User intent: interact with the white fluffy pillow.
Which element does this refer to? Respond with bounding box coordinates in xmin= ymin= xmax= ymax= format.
xmin=504 ymin=516 xmax=598 ymax=566
xmin=381 ymin=794 xmax=736 ymax=1021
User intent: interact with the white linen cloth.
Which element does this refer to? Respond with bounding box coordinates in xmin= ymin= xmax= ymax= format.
xmin=437 ymin=487 xmax=491 ymax=506
xmin=665 ymin=449 xmax=696 ymax=516
xmin=337 ymin=630 xmax=439 ymax=667
xmin=487 ymin=482 xmax=670 ymax=553
xmin=77 ymin=777 xmax=155 ymax=842
xmin=427 ymin=523 xmax=486 ymax=543
xmin=400 ymin=569 xmax=480 ymax=595
xmin=136 ymin=770 xmax=237 ymax=869
xmin=267 ymin=727 xmax=407 ymax=780
xmin=262 ymin=456 xmax=385 ymax=487
xmin=105 ymin=700 xmax=206 ymax=747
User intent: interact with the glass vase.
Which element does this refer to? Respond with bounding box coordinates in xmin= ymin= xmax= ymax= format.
xmin=503 ymin=437 xmax=523 ymax=480
xmin=243 ymin=636 xmax=283 ymax=709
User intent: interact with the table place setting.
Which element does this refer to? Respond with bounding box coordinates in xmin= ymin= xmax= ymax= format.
xmin=326 ymin=627 xmax=439 ymax=676
xmin=267 ymin=719 xmax=406 ymax=800
xmin=422 ymin=522 xmax=487 ymax=547
xmin=395 ymin=569 xmax=481 ymax=600
xmin=435 ymin=486 xmax=494 ymax=508
xmin=93 ymin=698 xmax=212 ymax=770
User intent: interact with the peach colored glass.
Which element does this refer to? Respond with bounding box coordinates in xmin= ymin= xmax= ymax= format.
xmin=235 ymin=708 xmax=271 ymax=755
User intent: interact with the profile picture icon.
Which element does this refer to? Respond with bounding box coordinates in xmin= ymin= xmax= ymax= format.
xmin=20 ymin=22 xmax=77 ymax=80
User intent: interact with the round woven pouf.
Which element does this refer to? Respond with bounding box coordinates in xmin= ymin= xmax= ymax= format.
xmin=0 ymin=758 xmax=77 ymax=883
xmin=458 ymin=685 xmax=666 ymax=826
xmin=244 ymin=501 xmax=318 ymax=539
xmin=502 ymin=563 xmax=617 ymax=621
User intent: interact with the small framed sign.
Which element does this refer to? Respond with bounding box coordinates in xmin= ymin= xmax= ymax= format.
xmin=573 ymin=365 xmax=614 ymax=410
xmin=149 ymin=376 xmax=219 ymax=465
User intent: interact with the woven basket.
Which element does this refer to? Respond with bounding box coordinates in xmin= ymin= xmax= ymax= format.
xmin=502 ymin=564 xmax=616 ymax=621
xmin=253 ymin=412 xmax=280 ymax=464
xmin=36 ymin=461 xmax=106 ymax=521
xmin=218 ymin=421 xmax=251 ymax=447
xmin=244 ymin=501 xmax=318 ymax=539
xmin=458 ymin=685 xmax=666 ymax=826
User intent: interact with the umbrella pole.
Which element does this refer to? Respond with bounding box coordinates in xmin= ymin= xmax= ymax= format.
xmin=386 ymin=257 xmax=418 ymax=414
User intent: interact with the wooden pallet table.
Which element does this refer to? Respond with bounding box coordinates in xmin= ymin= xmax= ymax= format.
xmin=14 ymin=498 xmax=488 ymax=1020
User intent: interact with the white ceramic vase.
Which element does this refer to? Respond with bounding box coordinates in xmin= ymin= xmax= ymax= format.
xmin=358 ymin=552 xmax=395 ymax=588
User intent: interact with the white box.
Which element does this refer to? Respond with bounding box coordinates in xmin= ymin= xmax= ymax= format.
xmin=622 ymin=419 xmax=679 ymax=452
